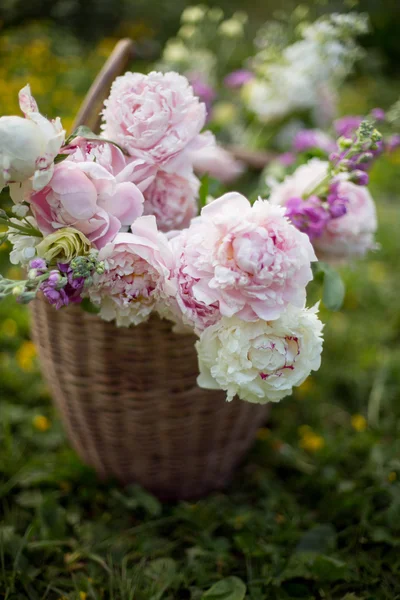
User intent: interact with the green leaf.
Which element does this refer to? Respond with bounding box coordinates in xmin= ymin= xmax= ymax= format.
xmin=312 ymin=261 xmax=345 ymax=311
xmin=126 ymin=484 xmax=162 ymax=517
xmin=322 ymin=267 xmax=345 ymax=311
xmin=145 ymin=558 xmax=177 ymax=600
xmin=202 ymin=576 xmax=246 ymax=600
xmin=296 ymin=524 xmax=337 ymax=553
xmin=199 ymin=174 xmax=210 ymax=210
xmin=80 ymin=298 xmax=100 ymax=314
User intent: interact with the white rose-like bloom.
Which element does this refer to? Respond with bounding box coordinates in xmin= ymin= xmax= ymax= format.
xmin=196 ymin=306 xmax=323 ymax=404
xmin=0 ymin=85 xmax=65 ymax=201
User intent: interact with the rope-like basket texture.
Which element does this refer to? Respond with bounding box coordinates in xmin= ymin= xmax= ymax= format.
xmin=30 ymin=298 xmax=269 ymax=499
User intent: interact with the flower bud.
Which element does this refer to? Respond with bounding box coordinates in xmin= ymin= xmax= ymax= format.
xmin=349 ymin=170 xmax=369 ymax=186
xmin=357 ymin=152 xmax=373 ymax=163
xmin=12 ymin=284 xmax=25 ymax=296
xmin=337 ymin=136 xmax=353 ymax=150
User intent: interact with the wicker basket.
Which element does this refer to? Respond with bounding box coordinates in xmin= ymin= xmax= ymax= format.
xmin=30 ymin=298 xmax=269 ymax=499
xmin=28 ymin=39 xmax=271 ymax=500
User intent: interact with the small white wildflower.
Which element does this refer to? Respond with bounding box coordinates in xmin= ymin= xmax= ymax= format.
xmin=163 ymin=40 xmax=189 ymax=63
xmin=11 ymin=203 xmax=29 ymax=217
xmin=219 ymin=19 xmax=243 ymax=38
xmin=179 ymin=25 xmax=196 ymax=39
xmin=208 ymin=7 xmax=224 ymax=21
xmin=181 ymin=6 xmax=206 ymax=24
xmin=8 ymin=216 xmax=41 ymax=265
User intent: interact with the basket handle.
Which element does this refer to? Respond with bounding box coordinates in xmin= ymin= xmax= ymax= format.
xmin=72 ymin=38 xmax=135 ymax=134
xmin=72 ymin=38 xmax=272 ymax=169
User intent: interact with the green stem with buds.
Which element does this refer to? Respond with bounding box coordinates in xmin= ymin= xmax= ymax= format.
xmin=0 ymin=217 xmax=42 ymax=238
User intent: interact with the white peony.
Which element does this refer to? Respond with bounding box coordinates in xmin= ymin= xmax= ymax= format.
xmin=196 ymin=305 xmax=323 ymax=404
xmin=0 ymin=85 xmax=65 ymax=201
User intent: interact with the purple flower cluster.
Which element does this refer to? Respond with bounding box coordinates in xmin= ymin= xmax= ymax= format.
xmin=58 ymin=263 xmax=85 ymax=304
xmin=40 ymin=270 xmax=69 ymax=310
xmin=334 ymin=116 xmax=363 ymax=138
xmin=29 ymin=259 xmax=85 ymax=310
xmin=224 ymin=69 xmax=254 ymax=89
xmin=188 ymin=73 xmax=216 ymax=119
xmin=285 ymin=183 xmax=348 ymax=240
xmin=293 ymin=130 xmax=336 ymax=154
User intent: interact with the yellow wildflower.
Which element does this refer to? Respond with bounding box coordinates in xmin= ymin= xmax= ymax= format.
xmin=16 ymin=341 xmax=37 ymax=372
xmin=33 ymin=415 xmax=51 ymax=432
xmin=256 ymin=427 xmax=270 ymax=441
xmin=79 ymin=593 xmax=87 ymax=600
xmin=1 ymin=319 xmax=17 ymax=337
xmin=351 ymin=414 xmax=367 ymax=432
xmin=299 ymin=426 xmax=325 ymax=452
xmin=388 ymin=472 xmax=397 ymax=483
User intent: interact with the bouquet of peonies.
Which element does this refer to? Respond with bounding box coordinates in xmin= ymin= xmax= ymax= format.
xmin=0 ymin=72 xmax=331 ymax=407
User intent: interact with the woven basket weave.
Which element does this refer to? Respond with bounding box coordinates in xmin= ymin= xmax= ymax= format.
xmin=30 ymin=298 xmax=269 ymax=499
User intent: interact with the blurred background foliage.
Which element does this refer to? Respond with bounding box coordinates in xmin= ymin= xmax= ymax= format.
xmin=1 ymin=0 xmax=400 ymax=597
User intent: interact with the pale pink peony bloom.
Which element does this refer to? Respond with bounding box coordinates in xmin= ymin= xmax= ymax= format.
xmin=170 ymin=192 xmax=317 ymax=325
xmin=143 ymin=169 xmax=199 ymax=233
xmin=1 ymin=85 xmax=65 ymax=201
xmin=101 ymin=71 xmax=207 ymax=172
xmin=167 ymin=228 xmax=221 ymax=335
xmin=268 ymin=159 xmax=329 ymax=207
xmin=29 ymin=158 xmax=144 ymax=249
xmin=314 ymin=181 xmax=377 ymax=259
xmin=191 ymin=144 xmax=245 ymax=183
xmin=66 ymin=138 xmax=159 ymax=193
xmin=88 ymin=215 xmax=174 ymax=326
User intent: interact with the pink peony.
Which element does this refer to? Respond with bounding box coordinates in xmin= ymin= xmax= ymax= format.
xmin=29 ymin=157 xmax=144 ymax=249
xmin=142 ymin=169 xmax=199 ymax=233
xmin=101 ymin=71 xmax=207 ymax=171
xmin=66 ymin=138 xmax=158 ymax=193
xmin=191 ymin=144 xmax=244 ymax=184
xmin=88 ymin=215 xmax=174 ymax=326
xmin=168 ymin=228 xmax=221 ymax=334
xmin=313 ymin=181 xmax=377 ymax=259
xmin=171 ymin=192 xmax=317 ymax=324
